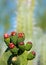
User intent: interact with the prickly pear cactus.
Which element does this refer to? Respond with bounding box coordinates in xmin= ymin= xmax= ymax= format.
xmin=0 ymin=31 xmax=36 ymax=65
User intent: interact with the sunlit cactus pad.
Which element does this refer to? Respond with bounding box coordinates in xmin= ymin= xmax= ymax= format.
xmin=0 ymin=31 xmax=36 ymax=65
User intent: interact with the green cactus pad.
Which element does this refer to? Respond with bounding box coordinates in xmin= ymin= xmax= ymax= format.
xmin=27 ymin=52 xmax=36 ymax=60
xmin=10 ymin=47 xmax=19 ymax=55
xmin=0 ymin=50 xmax=28 ymax=65
xmin=4 ymin=38 xmax=10 ymax=46
xmin=10 ymin=35 xmax=18 ymax=45
xmin=18 ymin=37 xmax=25 ymax=43
xmin=0 ymin=50 xmax=12 ymax=65
xmin=25 ymin=43 xmax=32 ymax=51
xmin=18 ymin=44 xmax=25 ymax=52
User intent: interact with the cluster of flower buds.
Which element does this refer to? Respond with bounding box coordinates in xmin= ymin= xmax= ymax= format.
xmin=4 ymin=31 xmax=36 ymax=65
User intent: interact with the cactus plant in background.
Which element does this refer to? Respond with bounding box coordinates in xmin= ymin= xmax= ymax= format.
xmin=0 ymin=31 xmax=36 ymax=65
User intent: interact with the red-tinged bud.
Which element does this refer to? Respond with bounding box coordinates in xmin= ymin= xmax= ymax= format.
xmin=27 ymin=42 xmax=32 ymax=44
xmin=18 ymin=33 xmax=24 ymax=38
xmin=9 ymin=43 xmax=15 ymax=49
xmin=11 ymin=31 xmax=17 ymax=36
xmin=4 ymin=33 xmax=9 ymax=38
xmin=31 ymin=51 xmax=36 ymax=56
xmin=19 ymin=42 xmax=24 ymax=45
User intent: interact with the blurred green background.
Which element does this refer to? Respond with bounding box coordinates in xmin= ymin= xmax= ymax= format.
xmin=0 ymin=0 xmax=46 ymax=65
